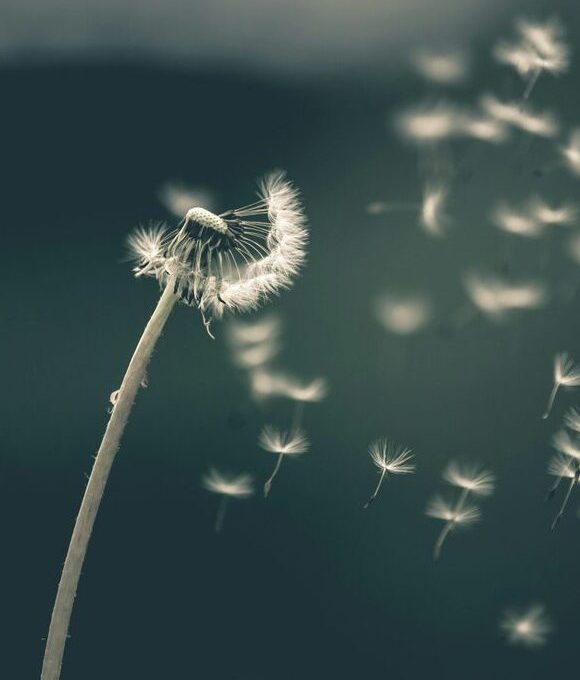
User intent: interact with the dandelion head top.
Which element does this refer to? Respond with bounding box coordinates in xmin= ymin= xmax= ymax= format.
xmin=443 ymin=461 xmax=496 ymax=496
xmin=202 ymin=468 xmax=254 ymax=498
xmin=258 ymin=426 xmax=310 ymax=456
xmin=369 ymin=439 xmax=415 ymax=474
xmin=128 ymin=171 xmax=308 ymax=336
xmin=425 ymin=495 xmax=481 ymax=526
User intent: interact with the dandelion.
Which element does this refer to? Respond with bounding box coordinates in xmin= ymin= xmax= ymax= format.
xmin=420 ymin=181 xmax=450 ymax=237
xmin=426 ymin=495 xmax=481 ymax=560
xmin=542 ymin=352 xmax=580 ymax=419
xmin=227 ymin=315 xmax=281 ymax=346
xmin=481 ymin=95 xmax=558 ymax=137
xmin=261 ymin=374 xmax=329 ymax=430
xmin=364 ymin=439 xmax=415 ymax=509
xmin=202 ymin=468 xmax=254 ymax=532
xmin=373 ymin=293 xmax=432 ymax=335
xmin=411 ymin=49 xmax=469 ymax=85
xmin=458 ymin=112 xmax=509 ymax=144
xmin=529 ymin=198 xmax=578 ymax=226
xmin=41 ymin=172 xmax=308 ymax=680
xmin=158 ymin=180 xmax=215 ymax=218
xmin=500 ymin=604 xmax=552 ymax=648
xmin=551 ymin=428 xmax=580 ymax=460
xmin=258 ymin=426 xmax=310 ymax=497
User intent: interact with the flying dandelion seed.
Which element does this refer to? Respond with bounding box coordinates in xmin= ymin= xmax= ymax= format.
xmin=426 ymin=495 xmax=481 ymax=560
xmin=227 ymin=315 xmax=282 ymax=346
xmin=547 ymin=451 xmax=580 ymax=528
xmin=411 ymin=48 xmax=469 ymax=84
xmin=420 ymin=181 xmax=450 ymax=237
xmin=373 ymin=293 xmax=432 ymax=335
xmin=552 ymin=428 xmax=580 ymax=461
xmin=158 ymin=180 xmax=215 ymax=218
xmin=261 ymin=374 xmax=329 ymax=431
xmin=463 ymin=272 xmax=547 ymax=323
xmin=458 ymin=112 xmax=510 ymax=144
xmin=443 ymin=461 xmax=496 ymax=502
xmin=41 ymin=172 xmax=308 ymax=680
xmin=542 ymin=352 xmax=580 ymax=419
xmin=480 ymin=94 xmax=559 ymax=137
xmin=364 ymin=439 xmax=415 ymax=509
xmin=232 ymin=341 xmax=281 ymax=370
xmin=202 ymin=468 xmax=254 ymax=533
xmin=494 ymin=17 xmax=569 ymax=99
xmin=500 ymin=604 xmax=553 ymax=648
xmin=394 ymin=101 xmax=459 ymax=144
xmin=258 ymin=426 xmax=310 ymax=497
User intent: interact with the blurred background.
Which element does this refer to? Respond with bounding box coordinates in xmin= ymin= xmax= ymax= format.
xmin=3 ymin=0 xmax=580 ymax=677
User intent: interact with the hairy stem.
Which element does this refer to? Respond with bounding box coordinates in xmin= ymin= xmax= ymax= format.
xmin=542 ymin=383 xmax=559 ymax=420
xmin=364 ymin=469 xmax=387 ymax=509
xmin=41 ymin=281 xmax=178 ymax=680
xmin=214 ymin=496 xmax=229 ymax=534
xmin=264 ymin=453 xmax=284 ymax=498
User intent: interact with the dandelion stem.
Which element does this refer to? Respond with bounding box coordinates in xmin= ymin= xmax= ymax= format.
xmin=551 ymin=472 xmax=579 ymax=530
xmin=215 ymin=496 xmax=229 ymax=533
xmin=542 ymin=383 xmax=559 ymax=420
xmin=264 ymin=453 xmax=284 ymax=497
xmin=41 ymin=280 xmax=178 ymax=680
xmin=434 ymin=521 xmax=454 ymax=560
xmin=364 ymin=469 xmax=387 ymax=509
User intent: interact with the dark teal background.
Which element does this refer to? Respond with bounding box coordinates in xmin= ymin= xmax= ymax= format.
xmin=4 ymin=8 xmax=580 ymax=677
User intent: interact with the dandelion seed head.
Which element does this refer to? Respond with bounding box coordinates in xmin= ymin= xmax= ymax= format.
xmin=500 ymin=604 xmax=552 ymax=648
xmin=529 ymin=198 xmax=578 ymax=226
xmin=517 ymin=17 xmax=569 ymax=75
xmin=373 ymin=293 xmax=432 ymax=335
xmin=258 ymin=425 xmax=310 ymax=456
xmin=411 ymin=49 xmax=469 ymax=84
xmin=459 ymin=113 xmax=510 ymax=144
xmin=280 ymin=376 xmax=329 ymax=403
xmin=425 ymin=495 xmax=481 ymax=525
xmin=202 ymin=468 xmax=254 ymax=498
xmin=369 ymin=439 xmax=415 ymax=475
xmin=129 ymin=171 xmax=308 ymax=330
xmin=443 ymin=461 xmax=495 ymax=496
xmin=561 ymin=129 xmax=580 ymax=176
xmin=228 ymin=316 xmax=281 ymax=346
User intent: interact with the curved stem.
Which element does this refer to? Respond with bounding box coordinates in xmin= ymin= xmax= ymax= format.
xmin=41 ymin=281 xmax=178 ymax=680
xmin=264 ymin=453 xmax=284 ymax=498
xmin=542 ymin=383 xmax=559 ymax=420
xmin=364 ymin=469 xmax=387 ymax=509
xmin=434 ymin=522 xmax=454 ymax=560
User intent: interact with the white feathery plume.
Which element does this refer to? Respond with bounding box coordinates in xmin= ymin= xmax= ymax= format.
xmin=480 ymin=95 xmax=558 ymax=137
xmin=551 ymin=428 xmax=580 ymax=461
xmin=158 ymin=181 xmax=215 ymax=218
xmin=463 ymin=272 xmax=547 ymax=322
xmin=373 ymin=293 xmax=432 ymax=335
xmin=364 ymin=439 xmax=415 ymax=509
xmin=529 ymin=198 xmax=578 ymax=226
xmin=411 ymin=49 xmax=469 ymax=85
xmin=394 ymin=101 xmax=459 ymax=144
xmin=202 ymin=468 xmax=254 ymax=533
xmin=129 ymin=171 xmax=308 ymax=337
xmin=425 ymin=495 xmax=481 ymax=560
xmin=258 ymin=426 xmax=310 ymax=497
xmin=458 ymin=112 xmax=509 ymax=144
xmin=420 ymin=181 xmax=450 ymax=237
xmin=542 ymin=352 xmax=580 ymax=419
xmin=547 ymin=442 xmax=580 ymax=528
xmin=500 ymin=605 xmax=553 ymax=648
xmin=443 ymin=461 xmax=496 ymax=499
xmin=232 ymin=342 xmax=280 ymax=370
xmin=227 ymin=315 xmax=281 ymax=346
